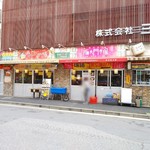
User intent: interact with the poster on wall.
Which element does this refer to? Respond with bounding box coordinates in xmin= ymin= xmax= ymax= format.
xmin=89 ymin=71 xmax=95 ymax=86
xmin=82 ymin=71 xmax=95 ymax=86
xmin=4 ymin=71 xmax=11 ymax=83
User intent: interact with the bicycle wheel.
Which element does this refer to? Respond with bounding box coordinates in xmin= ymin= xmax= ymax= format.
xmin=63 ymin=94 xmax=69 ymax=102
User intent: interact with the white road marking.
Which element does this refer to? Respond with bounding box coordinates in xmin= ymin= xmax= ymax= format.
xmin=0 ymin=103 xmax=150 ymax=122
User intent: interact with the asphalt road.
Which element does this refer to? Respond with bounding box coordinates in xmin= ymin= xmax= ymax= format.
xmin=0 ymin=104 xmax=150 ymax=150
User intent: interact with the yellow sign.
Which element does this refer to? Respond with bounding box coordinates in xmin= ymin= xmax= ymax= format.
xmin=126 ymin=74 xmax=131 ymax=85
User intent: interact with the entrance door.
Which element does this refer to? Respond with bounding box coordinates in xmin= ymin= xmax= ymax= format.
xmin=97 ymin=70 xmax=124 ymax=103
xmin=70 ymin=70 xmax=96 ymax=101
xmin=0 ymin=69 xmax=4 ymax=95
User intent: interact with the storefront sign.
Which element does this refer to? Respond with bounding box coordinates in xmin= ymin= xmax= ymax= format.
xmin=96 ymin=23 xmax=150 ymax=37
xmin=0 ymin=65 xmax=11 ymax=70
xmin=0 ymin=49 xmax=50 ymax=61
xmin=77 ymin=45 xmax=117 ymax=58
xmin=55 ymin=52 xmax=70 ymax=59
xmin=63 ymin=63 xmax=73 ymax=69
xmin=72 ymin=62 xmax=125 ymax=70
xmin=14 ymin=64 xmax=57 ymax=70
xmin=132 ymin=63 xmax=150 ymax=69
xmin=131 ymin=42 xmax=145 ymax=56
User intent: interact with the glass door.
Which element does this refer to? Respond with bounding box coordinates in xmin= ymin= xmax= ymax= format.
xmin=97 ymin=70 xmax=124 ymax=103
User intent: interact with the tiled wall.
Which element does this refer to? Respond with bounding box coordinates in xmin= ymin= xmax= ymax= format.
xmin=3 ymin=70 xmax=14 ymax=96
xmin=54 ymin=64 xmax=70 ymax=93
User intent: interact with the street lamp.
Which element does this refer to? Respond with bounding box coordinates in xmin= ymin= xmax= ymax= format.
xmin=100 ymin=41 xmax=105 ymax=46
xmin=58 ymin=44 xmax=66 ymax=48
xmin=42 ymin=45 xmax=49 ymax=49
xmin=9 ymin=48 xmax=17 ymax=51
xmin=24 ymin=46 xmax=32 ymax=50
xmin=80 ymin=42 xmax=84 ymax=47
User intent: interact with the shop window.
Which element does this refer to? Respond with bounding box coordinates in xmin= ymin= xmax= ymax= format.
xmin=132 ymin=70 xmax=150 ymax=85
xmin=34 ymin=71 xmax=43 ymax=84
xmin=132 ymin=70 xmax=136 ymax=84
xmin=71 ymin=70 xmax=82 ymax=85
xmin=97 ymin=70 xmax=110 ymax=86
xmin=111 ymin=71 xmax=122 ymax=87
xmin=44 ymin=71 xmax=53 ymax=84
xmin=24 ymin=71 xmax=32 ymax=84
xmin=15 ymin=71 xmax=23 ymax=83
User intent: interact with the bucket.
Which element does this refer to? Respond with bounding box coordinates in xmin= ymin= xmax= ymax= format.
xmin=89 ymin=96 xmax=97 ymax=104
xmin=136 ymin=98 xmax=142 ymax=108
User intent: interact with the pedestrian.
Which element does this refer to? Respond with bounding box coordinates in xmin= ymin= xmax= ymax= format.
xmin=82 ymin=77 xmax=90 ymax=104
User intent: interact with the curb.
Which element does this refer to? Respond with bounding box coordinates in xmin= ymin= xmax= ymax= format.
xmin=0 ymin=100 xmax=150 ymax=120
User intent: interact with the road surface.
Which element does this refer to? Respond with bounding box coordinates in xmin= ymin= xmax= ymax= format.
xmin=0 ymin=104 xmax=150 ymax=150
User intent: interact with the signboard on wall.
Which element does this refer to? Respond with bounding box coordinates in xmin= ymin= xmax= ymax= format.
xmin=77 ymin=45 xmax=117 ymax=58
xmin=14 ymin=64 xmax=57 ymax=70
xmin=63 ymin=62 xmax=126 ymax=70
xmin=96 ymin=23 xmax=150 ymax=37
xmin=132 ymin=63 xmax=150 ymax=69
xmin=131 ymin=42 xmax=145 ymax=56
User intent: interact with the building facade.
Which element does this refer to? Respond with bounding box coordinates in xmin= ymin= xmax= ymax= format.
xmin=1 ymin=0 xmax=150 ymax=106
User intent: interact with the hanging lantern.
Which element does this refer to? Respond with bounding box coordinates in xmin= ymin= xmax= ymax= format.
xmin=15 ymin=69 xmax=19 ymax=73
xmin=72 ymin=70 xmax=76 ymax=75
xmin=114 ymin=69 xmax=118 ymax=74
xmin=35 ymin=69 xmax=38 ymax=73
xmin=45 ymin=69 xmax=48 ymax=73
xmin=25 ymin=69 xmax=28 ymax=73
xmin=88 ymin=69 xmax=91 ymax=74
xmin=100 ymin=69 xmax=104 ymax=74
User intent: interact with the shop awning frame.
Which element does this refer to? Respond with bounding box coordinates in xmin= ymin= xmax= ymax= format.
xmin=0 ymin=59 xmax=59 ymax=64
xmin=59 ymin=57 xmax=127 ymax=63
xmin=127 ymin=56 xmax=150 ymax=61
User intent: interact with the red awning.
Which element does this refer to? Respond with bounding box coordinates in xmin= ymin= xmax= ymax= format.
xmin=59 ymin=57 xmax=127 ymax=63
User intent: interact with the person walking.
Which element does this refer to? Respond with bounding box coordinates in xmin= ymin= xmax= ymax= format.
xmin=82 ymin=77 xmax=91 ymax=104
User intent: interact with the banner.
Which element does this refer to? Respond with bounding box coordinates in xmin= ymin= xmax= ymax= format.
xmin=77 ymin=45 xmax=118 ymax=58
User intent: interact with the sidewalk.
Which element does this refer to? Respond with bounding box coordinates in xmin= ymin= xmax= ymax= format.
xmin=0 ymin=96 xmax=150 ymax=119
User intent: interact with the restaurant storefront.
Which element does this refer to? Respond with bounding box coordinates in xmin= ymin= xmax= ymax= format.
xmin=0 ymin=49 xmax=58 ymax=97
xmin=60 ymin=45 xmax=127 ymax=102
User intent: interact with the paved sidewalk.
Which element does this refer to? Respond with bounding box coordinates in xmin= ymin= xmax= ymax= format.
xmin=0 ymin=96 xmax=150 ymax=119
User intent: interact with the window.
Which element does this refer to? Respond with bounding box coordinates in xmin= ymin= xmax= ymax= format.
xmin=24 ymin=71 xmax=32 ymax=84
xmin=97 ymin=70 xmax=110 ymax=86
xmin=97 ymin=70 xmax=123 ymax=87
xmin=15 ymin=71 xmax=23 ymax=83
xmin=34 ymin=71 xmax=43 ymax=84
xmin=71 ymin=70 xmax=82 ymax=85
xmin=111 ymin=71 xmax=122 ymax=87
xmin=132 ymin=70 xmax=150 ymax=85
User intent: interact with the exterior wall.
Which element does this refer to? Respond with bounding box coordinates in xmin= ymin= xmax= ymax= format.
xmin=3 ymin=69 xmax=13 ymax=96
xmin=124 ymin=70 xmax=150 ymax=107
xmin=54 ymin=64 xmax=70 ymax=93
xmin=2 ymin=0 xmax=150 ymax=50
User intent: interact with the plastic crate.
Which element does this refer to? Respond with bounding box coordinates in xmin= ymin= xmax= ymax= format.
xmin=50 ymin=87 xmax=67 ymax=94
xmin=102 ymin=98 xmax=118 ymax=105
